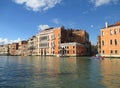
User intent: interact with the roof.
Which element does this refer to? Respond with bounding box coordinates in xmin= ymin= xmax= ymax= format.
xmin=102 ymin=22 xmax=120 ymax=29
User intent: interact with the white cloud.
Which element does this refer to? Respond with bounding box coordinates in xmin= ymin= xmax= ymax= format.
xmin=0 ymin=38 xmax=21 ymax=45
xmin=14 ymin=0 xmax=62 ymax=11
xmin=38 ymin=24 xmax=50 ymax=30
xmin=91 ymin=0 xmax=119 ymax=7
xmin=53 ymin=18 xmax=60 ymax=24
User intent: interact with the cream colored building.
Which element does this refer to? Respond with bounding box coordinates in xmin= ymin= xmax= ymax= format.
xmin=36 ymin=27 xmax=61 ymax=56
xmin=28 ymin=36 xmax=37 ymax=56
xmin=0 ymin=44 xmax=9 ymax=55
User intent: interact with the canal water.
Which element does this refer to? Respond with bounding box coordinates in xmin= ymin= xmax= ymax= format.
xmin=0 ymin=56 xmax=120 ymax=88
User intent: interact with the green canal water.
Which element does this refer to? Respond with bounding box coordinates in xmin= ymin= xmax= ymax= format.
xmin=0 ymin=56 xmax=120 ymax=88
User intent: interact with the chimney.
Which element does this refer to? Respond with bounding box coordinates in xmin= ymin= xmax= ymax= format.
xmin=105 ymin=22 xmax=108 ymax=28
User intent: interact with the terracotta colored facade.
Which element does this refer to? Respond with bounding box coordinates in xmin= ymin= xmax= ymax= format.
xmin=9 ymin=43 xmax=18 ymax=56
xmin=99 ymin=22 xmax=120 ymax=57
xmin=60 ymin=42 xmax=85 ymax=56
xmin=18 ymin=41 xmax=28 ymax=56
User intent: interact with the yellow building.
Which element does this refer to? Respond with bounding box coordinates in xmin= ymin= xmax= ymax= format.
xmin=100 ymin=22 xmax=120 ymax=57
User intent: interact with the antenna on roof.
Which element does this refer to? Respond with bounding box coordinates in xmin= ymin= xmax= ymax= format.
xmin=105 ymin=22 xmax=108 ymax=28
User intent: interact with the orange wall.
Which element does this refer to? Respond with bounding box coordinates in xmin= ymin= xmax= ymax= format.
xmin=100 ymin=26 xmax=120 ymax=56
xmin=54 ymin=28 xmax=61 ymax=54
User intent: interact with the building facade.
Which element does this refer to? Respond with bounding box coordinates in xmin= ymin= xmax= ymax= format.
xmin=36 ymin=26 xmax=91 ymax=56
xmin=18 ymin=41 xmax=28 ymax=56
xmin=60 ymin=42 xmax=86 ymax=56
xmin=97 ymin=36 xmax=101 ymax=54
xmin=28 ymin=36 xmax=37 ymax=56
xmin=0 ymin=44 xmax=9 ymax=55
xmin=99 ymin=22 xmax=120 ymax=57
xmin=0 ymin=27 xmax=91 ymax=57
xmin=36 ymin=27 xmax=61 ymax=56
xmin=9 ymin=43 xmax=18 ymax=56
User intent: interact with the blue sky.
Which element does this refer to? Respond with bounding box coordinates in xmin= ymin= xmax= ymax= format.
xmin=0 ymin=0 xmax=120 ymax=45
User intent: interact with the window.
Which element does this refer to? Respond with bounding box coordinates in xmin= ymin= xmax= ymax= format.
xmin=115 ymin=39 xmax=117 ymax=45
xmin=40 ymin=43 xmax=48 ymax=47
xmin=110 ymin=40 xmax=112 ymax=45
xmin=73 ymin=46 xmax=75 ymax=48
xmin=102 ymin=40 xmax=104 ymax=46
xmin=40 ymin=36 xmax=48 ymax=41
xmin=110 ymin=50 xmax=113 ymax=54
xmin=102 ymin=50 xmax=104 ymax=54
xmin=102 ymin=31 xmax=104 ymax=36
xmin=115 ymin=50 xmax=118 ymax=54
xmin=67 ymin=50 xmax=69 ymax=54
xmin=110 ymin=29 xmax=112 ymax=35
xmin=51 ymin=35 xmax=54 ymax=40
xmin=114 ymin=29 xmax=117 ymax=35
xmin=73 ymin=51 xmax=75 ymax=53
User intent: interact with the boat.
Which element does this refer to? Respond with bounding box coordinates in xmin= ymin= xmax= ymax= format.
xmin=56 ymin=54 xmax=62 ymax=57
xmin=90 ymin=54 xmax=105 ymax=60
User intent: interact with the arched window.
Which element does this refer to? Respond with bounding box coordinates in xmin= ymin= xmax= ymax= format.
xmin=110 ymin=40 xmax=112 ymax=45
xmin=115 ymin=39 xmax=117 ymax=45
xmin=114 ymin=29 xmax=117 ymax=35
xmin=110 ymin=29 xmax=112 ymax=35
xmin=102 ymin=40 xmax=104 ymax=46
xmin=102 ymin=31 xmax=104 ymax=36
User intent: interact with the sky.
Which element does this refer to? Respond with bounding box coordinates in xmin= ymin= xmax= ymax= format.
xmin=0 ymin=0 xmax=120 ymax=45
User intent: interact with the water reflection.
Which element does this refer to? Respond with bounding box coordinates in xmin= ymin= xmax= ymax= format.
xmin=0 ymin=56 xmax=120 ymax=88
xmin=99 ymin=58 xmax=120 ymax=88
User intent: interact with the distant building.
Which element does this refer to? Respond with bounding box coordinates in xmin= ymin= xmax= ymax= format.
xmin=0 ymin=44 xmax=9 ymax=55
xmin=0 ymin=26 xmax=91 ymax=57
xmin=18 ymin=41 xmax=28 ymax=56
xmin=91 ymin=44 xmax=98 ymax=56
xmin=97 ymin=36 xmax=101 ymax=54
xmin=28 ymin=36 xmax=37 ymax=56
xmin=36 ymin=26 xmax=91 ymax=56
xmin=98 ymin=22 xmax=120 ymax=57
xmin=9 ymin=43 xmax=18 ymax=56
xmin=60 ymin=42 xmax=86 ymax=56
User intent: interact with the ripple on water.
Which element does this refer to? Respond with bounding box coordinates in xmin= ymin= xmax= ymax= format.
xmin=0 ymin=56 xmax=120 ymax=88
